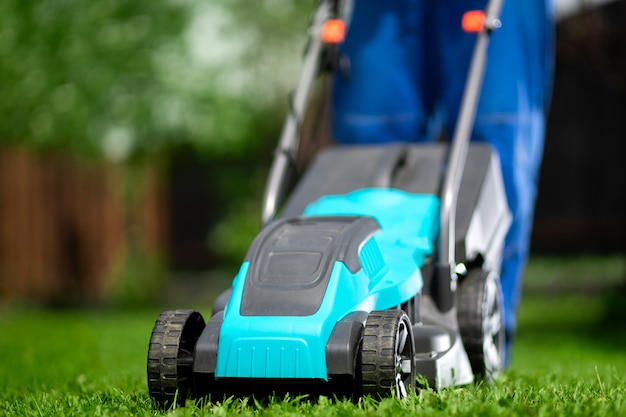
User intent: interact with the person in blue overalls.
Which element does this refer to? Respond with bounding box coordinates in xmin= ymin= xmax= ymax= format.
xmin=331 ymin=0 xmax=554 ymax=363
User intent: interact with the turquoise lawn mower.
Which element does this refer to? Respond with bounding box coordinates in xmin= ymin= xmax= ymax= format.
xmin=148 ymin=0 xmax=510 ymax=407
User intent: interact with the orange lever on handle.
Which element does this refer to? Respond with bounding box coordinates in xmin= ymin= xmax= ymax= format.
xmin=462 ymin=10 xmax=485 ymax=33
xmin=321 ymin=19 xmax=346 ymax=44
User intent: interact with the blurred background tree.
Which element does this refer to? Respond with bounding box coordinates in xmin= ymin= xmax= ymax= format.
xmin=0 ymin=0 xmax=309 ymax=158
xmin=0 ymin=0 xmax=311 ymax=305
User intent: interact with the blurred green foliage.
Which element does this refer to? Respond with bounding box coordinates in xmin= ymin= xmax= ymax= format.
xmin=0 ymin=0 xmax=315 ymax=305
xmin=0 ymin=0 xmax=310 ymax=159
xmin=0 ymin=0 xmax=316 ymax=302
xmin=0 ymin=0 xmax=184 ymax=156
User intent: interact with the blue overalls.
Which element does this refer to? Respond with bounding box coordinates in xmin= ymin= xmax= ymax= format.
xmin=331 ymin=0 xmax=554 ymax=360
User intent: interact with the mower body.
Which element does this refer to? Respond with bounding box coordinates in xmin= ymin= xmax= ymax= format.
xmin=191 ymin=142 xmax=510 ymax=390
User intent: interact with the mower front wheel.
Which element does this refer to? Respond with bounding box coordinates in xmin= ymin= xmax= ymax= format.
xmin=360 ymin=310 xmax=416 ymax=398
xmin=147 ymin=309 xmax=206 ymax=409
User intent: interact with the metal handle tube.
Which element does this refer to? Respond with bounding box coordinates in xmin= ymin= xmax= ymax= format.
xmin=438 ymin=0 xmax=504 ymax=273
xmin=261 ymin=1 xmax=335 ymax=225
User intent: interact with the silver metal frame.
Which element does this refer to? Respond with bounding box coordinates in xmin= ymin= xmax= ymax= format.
xmin=438 ymin=0 xmax=504 ymax=276
xmin=261 ymin=0 xmax=348 ymax=225
xmin=262 ymin=0 xmax=505 ymax=284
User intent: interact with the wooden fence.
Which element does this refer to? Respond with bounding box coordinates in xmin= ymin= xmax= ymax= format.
xmin=0 ymin=147 xmax=166 ymax=304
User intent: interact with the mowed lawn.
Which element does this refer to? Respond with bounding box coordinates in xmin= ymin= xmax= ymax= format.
xmin=0 ymin=256 xmax=625 ymax=416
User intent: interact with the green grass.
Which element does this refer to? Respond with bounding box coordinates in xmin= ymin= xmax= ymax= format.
xmin=1 ymin=256 xmax=625 ymax=416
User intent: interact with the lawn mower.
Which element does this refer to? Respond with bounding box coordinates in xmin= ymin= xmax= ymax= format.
xmin=147 ymin=0 xmax=510 ymax=407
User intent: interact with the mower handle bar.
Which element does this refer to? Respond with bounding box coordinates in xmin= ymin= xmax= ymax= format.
xmin=261 ymin=0 xmax=352 ymax=225
xmin=439 ymin=0 xmax=504 ymax=279
xmin=261 ymin=0 xmax=504 ymax=285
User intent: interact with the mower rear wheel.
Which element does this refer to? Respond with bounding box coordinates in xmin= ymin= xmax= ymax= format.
xmin=458 ymin=269 xmax=505 ymax=382
xmin=360 ymin=310 xmax=415 ymax=398
xmin=147 ymin=309 xmax=206 ymax=409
